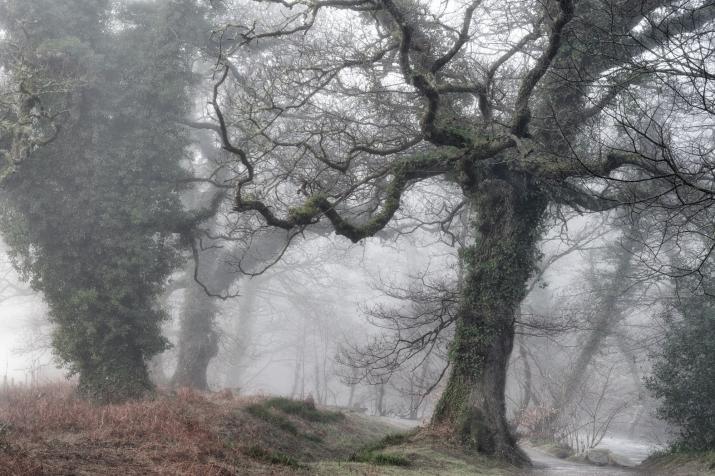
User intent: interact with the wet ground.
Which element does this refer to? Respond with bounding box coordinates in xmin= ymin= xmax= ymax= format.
xmin=379 ymin=417 xmax=664 ymax=475
xmin=522 ymin=446 xmax=641 ymax=475
xmin=521 ymin=436 xmax=664 ymax=475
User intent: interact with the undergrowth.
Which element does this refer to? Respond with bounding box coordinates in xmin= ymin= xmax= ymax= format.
xmin=0 ymin=384 xmax=415 ymax=474
xmin=261 ymin=397 xmax=345 ymax=422
xmin=348 ymin=430 xmax=416 ymax=467
xmin=245 ymin=397 xmax=343 ymax=443
xmin=244 ymin=445 xmax=305 ymax=469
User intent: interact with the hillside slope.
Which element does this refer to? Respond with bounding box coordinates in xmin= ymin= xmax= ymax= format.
xmin=0 ymin=384 xmax=517 ymax=475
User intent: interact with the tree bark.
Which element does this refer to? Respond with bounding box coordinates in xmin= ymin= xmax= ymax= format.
xmin=171 ymin=281 xmax=219 ymax=390
xmin=431 ymin=178 xmax=546 ymax=465
xmin=75 ymin=337 xmax=154 ymax=403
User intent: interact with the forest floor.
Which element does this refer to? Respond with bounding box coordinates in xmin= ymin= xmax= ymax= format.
xmin=0 ymin=384 xmax=712 ymax=475
xmin=0 ymin=383 xmax=515 ymax=475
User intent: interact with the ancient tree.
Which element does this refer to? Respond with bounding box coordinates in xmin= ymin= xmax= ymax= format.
xmin=205 ymin=0 xmax=714 ymax=462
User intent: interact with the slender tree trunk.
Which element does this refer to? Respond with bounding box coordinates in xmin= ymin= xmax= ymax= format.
xmin=616 ymin=333 xmax=646 ymax=437
xmin=517 ymin=337 xmax=538 ymax=414
xmin=376 ymin=383 xmax=387 ymax=416
xmin=553 ymin=239 xmax=634 ymax=413
xmin=347 ymin=383 xmax=356 ymax=408
xmin=290 ymin=358 xmax=302 ymax=398
xmin=225 ymin=277 xmax=258 ymax=389
xmin=313 ymin=358 xmax=322 ymax=404
xmin=347 ymin=365 xmax=359 ymax=407
xmin=432 ymin=178 xmax=546 ymax=465
xmin=171 ymin=281 xmax=219 ymax=390
xmin=408 ymin=362 xmax=430 ymax=420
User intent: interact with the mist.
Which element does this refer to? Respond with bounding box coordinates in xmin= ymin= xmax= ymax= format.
xmin=1 ymin=0 xmax=713 ymax=474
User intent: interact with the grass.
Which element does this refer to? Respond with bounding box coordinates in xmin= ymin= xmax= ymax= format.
xmin=350 ymin=451 xmax=412 ymax=466
xmin=0 ymin=383 xmax=523 ymax=475
xmin=640 ymin=447 xmax=715 ymax=475
xmin=348 ymin=431 xmax=417 ymax=467
xmin=261 ymin=397 xmax=345 ymax=423
xmin=244 ymin=444 xmax=305 ymax=469
xmin=244 ymin=397 xmax=336 ymax=442
xmin=0 ymin=383 xmax=240 ymax=475
xmin=245 ymin=401 xmax=300 ymax=435
xmin=317 ymin=437 xmax=518 ymax=476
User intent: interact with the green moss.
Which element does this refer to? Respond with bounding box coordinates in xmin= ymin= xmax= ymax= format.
xmin=288 ymin=194 xmax=327 ymax=224
xmin=262 ymin=397 xmax=344 ymax=423
xmin=432 ymin=179 xmax=548 ymax=453
xmin=348 ymin=430 xmax=416 ymax=467
xmin=244 ymin=445 xmax=306 ymax=469
xmin=349 ymin=451 xmax=411 ymax=466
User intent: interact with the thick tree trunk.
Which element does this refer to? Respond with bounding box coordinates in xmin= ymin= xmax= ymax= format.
xmin=77 ymin=347 xmax=153 ymax=403
xmin=171 ymin=281 xmax=219 ymax=390
xmin=431 ymin=178 xmax=546 ymax=465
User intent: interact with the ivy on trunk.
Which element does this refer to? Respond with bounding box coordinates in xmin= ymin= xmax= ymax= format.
xmin=432 ymin=178 xmax=546 ymax=463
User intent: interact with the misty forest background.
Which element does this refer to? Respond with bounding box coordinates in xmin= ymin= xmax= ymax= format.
xmin=0 ymin=0 xmax=714 ymax=466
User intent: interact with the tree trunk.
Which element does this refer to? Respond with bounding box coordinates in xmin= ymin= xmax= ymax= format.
xmin=553 ymin=238 xmax=635 ymax=414
xmin=376 ymin=382 xmax=387 ymax=416
xmin=431 ymin=178 xmax=546 ymax=465
xmin=517 ymin=337 xmax=539 ymax=415
xmin=171 ymin=281 xmax=219 ymax=390
xmin=225 ymin=277 xmax=258 ymax=389
xmin=347 ymin=383 xmax=356 ymax=408
xmin=77 ymin=345 xmax=154 ymax=403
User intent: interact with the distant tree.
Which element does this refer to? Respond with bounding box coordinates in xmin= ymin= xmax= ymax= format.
xmin=0 ymin=251 xmax=33 ymax=304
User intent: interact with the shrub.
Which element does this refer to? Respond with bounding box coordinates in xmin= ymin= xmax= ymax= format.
xmin=646 ymin=294 xmax=715 ymax=451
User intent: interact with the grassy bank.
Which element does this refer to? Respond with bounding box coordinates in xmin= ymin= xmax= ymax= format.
xmin=640 ymin=449 xmax=715 ymax=475
xmin=0 ymin=383 xmax=518 ymax=475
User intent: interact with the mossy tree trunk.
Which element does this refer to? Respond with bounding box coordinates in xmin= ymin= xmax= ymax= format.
xmin=76 ymin=349 xmax=154 ymax=403
xmin=431 ymin=178 xmax=546 ymax=465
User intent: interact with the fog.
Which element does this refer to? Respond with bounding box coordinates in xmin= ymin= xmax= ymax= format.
xmin=1 ymin=0 xmax=713 ymax=474
xmin=0 ymin=212 xmax=675 ymax=447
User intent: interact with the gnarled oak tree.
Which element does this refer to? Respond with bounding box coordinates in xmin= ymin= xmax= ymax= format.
xmin=207 ymin=0 xmax=715 ymax=462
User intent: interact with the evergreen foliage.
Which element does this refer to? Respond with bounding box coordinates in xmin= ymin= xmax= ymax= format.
xmin=646 ymin=290 xmax=715 ymax=450
xmin=0 ymin=0 xmax=204 ymax=402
